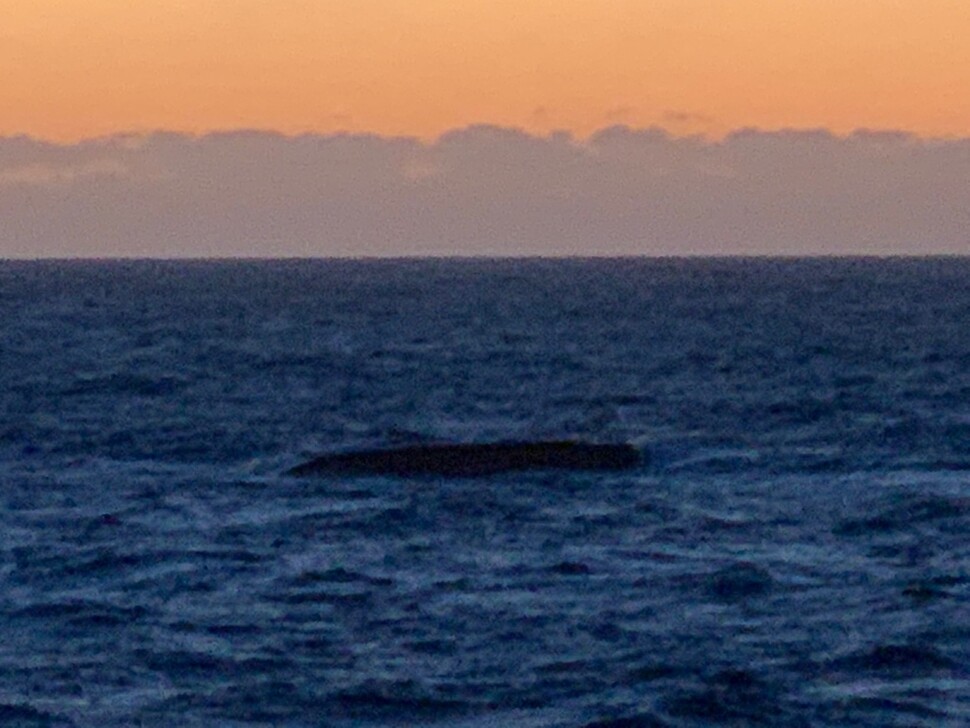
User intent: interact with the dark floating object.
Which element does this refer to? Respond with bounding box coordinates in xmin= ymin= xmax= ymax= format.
xmin=288 ymin=440 xmax=641 ymax=478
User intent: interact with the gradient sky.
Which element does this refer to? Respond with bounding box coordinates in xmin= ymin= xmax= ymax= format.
xmin=3 ymin=2 xmax=970 ymax=257
xmin=5 ymin=1 xmax=970 ymax=141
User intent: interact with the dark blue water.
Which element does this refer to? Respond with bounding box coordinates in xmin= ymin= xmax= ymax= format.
xmin=1 ymin=258 xmax=967 ymax=727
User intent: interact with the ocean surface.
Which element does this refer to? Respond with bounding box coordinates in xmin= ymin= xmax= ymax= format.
xmin=0 ymin=258 xmax=967 ymax=727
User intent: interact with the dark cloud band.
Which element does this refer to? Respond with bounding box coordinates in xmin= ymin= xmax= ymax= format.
xmin=2 ymin=126 xmax=968 ymax=257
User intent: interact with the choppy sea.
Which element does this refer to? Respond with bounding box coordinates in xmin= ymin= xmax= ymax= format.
xmin=1 ymin=258 xmax=967 ymax=727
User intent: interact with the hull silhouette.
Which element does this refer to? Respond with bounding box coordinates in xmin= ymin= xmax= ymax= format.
xmin=288 ymin=440 xmax=640 ymax=478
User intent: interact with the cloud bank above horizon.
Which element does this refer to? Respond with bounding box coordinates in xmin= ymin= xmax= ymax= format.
xmin=2 ymin=125 xmax=968 ymax=258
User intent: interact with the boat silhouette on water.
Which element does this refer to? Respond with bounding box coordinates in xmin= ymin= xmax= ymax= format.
xmin=288 ymin=440 xmax=641 ymax=478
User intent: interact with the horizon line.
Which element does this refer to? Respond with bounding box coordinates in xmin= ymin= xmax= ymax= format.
xmin=4 ymin=122 xmax=967 ymax=148
xmin=4 ymin=253 xmax=969 ymax=263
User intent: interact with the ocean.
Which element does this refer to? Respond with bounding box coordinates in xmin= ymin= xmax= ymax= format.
xmin=0 ymin=258 xmax=967 ymax=726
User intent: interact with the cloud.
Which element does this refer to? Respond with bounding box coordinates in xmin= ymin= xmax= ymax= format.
xmin=1 ymin=126 xmax=968 ymax=257
xmin=661 ymin=110 xmax=715 ymax=127
xmin=0 ymin=159 xmax=130 ymax=187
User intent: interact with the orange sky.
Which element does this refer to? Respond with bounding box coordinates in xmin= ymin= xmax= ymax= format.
xmin=4 ymin=1 xmax=970 ymax=141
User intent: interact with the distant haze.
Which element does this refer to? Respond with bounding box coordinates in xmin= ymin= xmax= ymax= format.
xmin=2 ymin=126 xmax=968 ymax=258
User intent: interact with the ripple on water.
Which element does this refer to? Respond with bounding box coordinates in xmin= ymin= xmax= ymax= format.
xmin=580 ymin=713 xmax=671 ymax=727
xmin=834 ymin=495 xmax=968 ymax=537
xmin=705 ymin=562 xmax=776 ymax=601
xmin=825 ymin=644 xmax=959 ymax=676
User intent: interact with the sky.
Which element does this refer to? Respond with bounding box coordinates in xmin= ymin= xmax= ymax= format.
xmin=3 ymin=1 xmax=970 ymax=257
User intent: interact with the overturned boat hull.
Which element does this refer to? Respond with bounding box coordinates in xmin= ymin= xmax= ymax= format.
xmin=287 ymin=440 xmax=641 ymax=478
